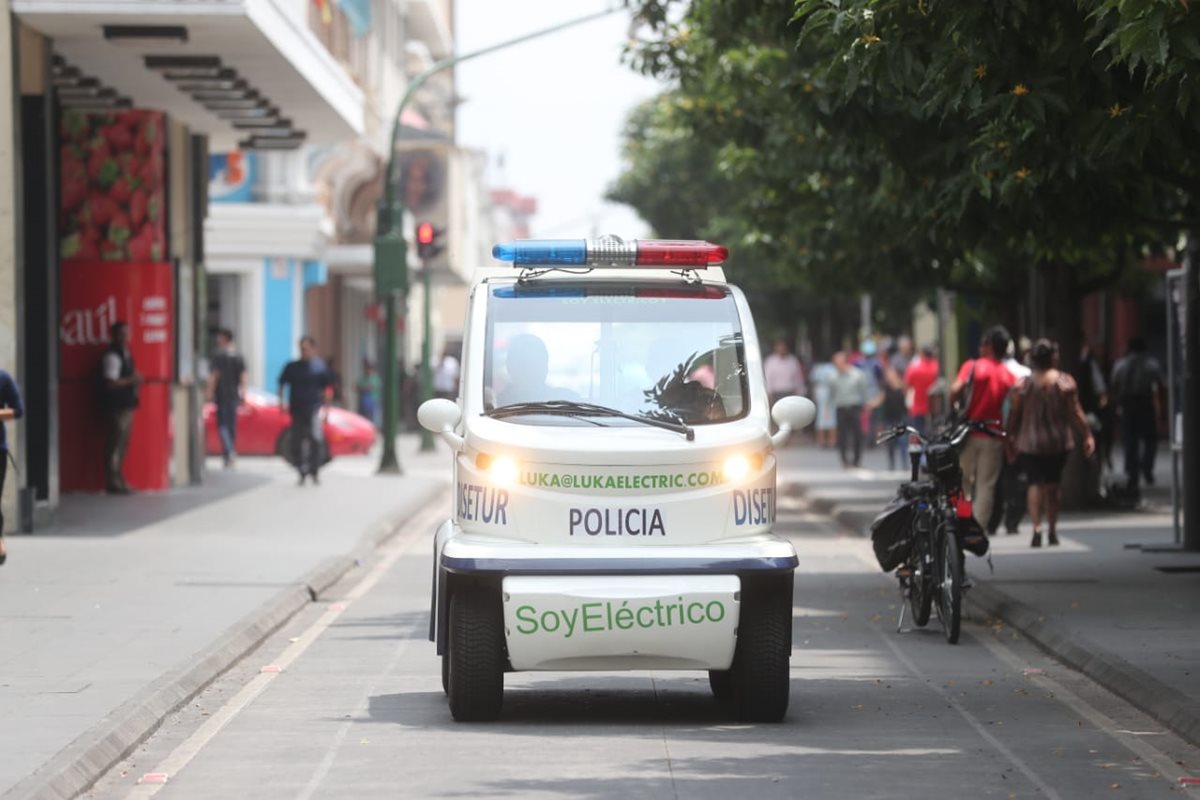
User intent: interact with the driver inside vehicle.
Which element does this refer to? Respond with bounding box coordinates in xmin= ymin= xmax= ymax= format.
xmin=640 ymin=338 xmax=726 ymax=423
xmin=496 ymin=333 xmax=581 ymax=407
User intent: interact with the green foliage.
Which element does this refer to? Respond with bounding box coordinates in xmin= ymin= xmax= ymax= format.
xmin=612 ymin=0 xmax=1200 ymax=322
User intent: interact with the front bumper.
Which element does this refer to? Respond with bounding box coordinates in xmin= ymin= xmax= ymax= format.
xmin=440 ymin=532 xmax=798 ymax=576
xmin=430 ymin=523 xmax=797 ymax=658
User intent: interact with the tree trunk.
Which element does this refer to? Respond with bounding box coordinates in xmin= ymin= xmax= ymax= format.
xmin=1046 ymin=262 xmax=1083 ymax=375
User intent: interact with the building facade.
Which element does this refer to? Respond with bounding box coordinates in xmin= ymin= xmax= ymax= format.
xmin=0 ymin=0 xmax=367 ymax=525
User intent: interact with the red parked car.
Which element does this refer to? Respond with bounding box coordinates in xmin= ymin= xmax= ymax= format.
xmin=203 ymin=390 xmax=376 ymax=458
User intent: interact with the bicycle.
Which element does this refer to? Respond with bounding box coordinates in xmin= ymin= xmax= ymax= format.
xmin=870 ymin=419 xmax=1004 ymax=644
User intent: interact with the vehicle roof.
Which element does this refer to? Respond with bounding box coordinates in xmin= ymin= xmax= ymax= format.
xmin=470 ymin=265 xmax=729 ymax=287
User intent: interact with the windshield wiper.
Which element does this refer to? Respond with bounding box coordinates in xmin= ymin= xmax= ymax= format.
xmin=484 ymin=400 xmax=695 ymax=440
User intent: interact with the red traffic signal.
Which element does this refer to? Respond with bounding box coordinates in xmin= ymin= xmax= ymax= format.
xmin=417 ymin=222 xmax=435 ymax=246
xmin=416 ymin=222 xmax=445 ymax=261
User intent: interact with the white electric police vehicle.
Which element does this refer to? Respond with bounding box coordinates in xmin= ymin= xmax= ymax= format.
xmin=418 ymin=236 xmax=816 ymax=722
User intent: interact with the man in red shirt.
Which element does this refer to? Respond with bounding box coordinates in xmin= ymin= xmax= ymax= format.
xmin=951 ymin=327 xmax=1017 ymax=527
xmin=903 ymin=345 xmax=940 ymax=434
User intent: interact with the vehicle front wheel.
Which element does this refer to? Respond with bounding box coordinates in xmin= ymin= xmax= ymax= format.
xmin=708 ymin=669 xmax=733 ymax=702
xmin=729 ymin=575 xmax=792 ymax=722
xmin=447 ymin=588 xmax=505 ymax=721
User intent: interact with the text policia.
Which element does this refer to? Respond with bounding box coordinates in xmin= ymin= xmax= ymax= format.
xmin=513 ymin=597 xmax=729 ymax=638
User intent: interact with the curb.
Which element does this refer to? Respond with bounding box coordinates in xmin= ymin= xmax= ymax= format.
xmin=4 ymin=480 xmax=446 ymax=800
xmin=967 ymin=581 xmax=1200 ymax=749
xmin=787 ymin=482 xmax=880 ymax=537
xmin=787 ymin=479 xmax=1200 ymax=751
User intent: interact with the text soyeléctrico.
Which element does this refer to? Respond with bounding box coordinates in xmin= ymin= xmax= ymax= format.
xmin=519 ymin=471 xmax=723 ymax=490
xmin=512 ymin=597 xmax=729 ymax=638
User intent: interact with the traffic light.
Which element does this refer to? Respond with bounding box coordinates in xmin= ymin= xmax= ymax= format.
xmin=416 ymin=222 xmax=445 ymax=262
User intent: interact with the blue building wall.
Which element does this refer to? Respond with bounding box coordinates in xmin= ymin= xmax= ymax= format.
xmin=264 ymin=258 xmax=295 ymax=394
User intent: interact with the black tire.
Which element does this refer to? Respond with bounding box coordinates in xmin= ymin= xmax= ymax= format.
xmin=708 ymin=669 xmax=733 ymax=702
xmin=937 ymin=528 xmax=964 ymax=644
xmin=906 ymin=512 xmax=933 ymax=627
xmin=730 ymin=575 xmax=792 ymax=722
xmin=441 ymin=653 xmax=449 ymax=696
xmin=909 ymin=553 xmax=933 ymax=628
xmin=447 ymin=588 xmax=505 ymax=721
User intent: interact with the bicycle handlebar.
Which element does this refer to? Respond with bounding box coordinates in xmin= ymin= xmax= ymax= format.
xmin=875 ymin=419 xmax=1005 ymax=448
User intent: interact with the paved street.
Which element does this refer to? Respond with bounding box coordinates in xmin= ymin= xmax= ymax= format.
xmin=0 ymin=442 xmax=445 ymax=799
xmin=81 ymin=452 xmax=1200 ymax=800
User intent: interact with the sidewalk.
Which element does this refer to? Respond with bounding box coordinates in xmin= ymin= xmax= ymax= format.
xmin=0 ymin=436 xmax=450 ymax=799
xmin=778 ymin=444 xmax=1200 ymax=747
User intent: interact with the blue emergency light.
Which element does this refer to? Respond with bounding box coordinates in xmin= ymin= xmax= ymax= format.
xmin=492 ymin=236 xmax=728 ymax=268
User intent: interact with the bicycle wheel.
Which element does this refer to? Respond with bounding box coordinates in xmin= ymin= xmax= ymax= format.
xmin=936 ymin=525 xmax=964 ymax=644
xmin=908 ymin=546 xmax=933 ymax=628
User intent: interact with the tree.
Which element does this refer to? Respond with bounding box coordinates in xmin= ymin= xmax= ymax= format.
xmin=607 ymin=91 xmax=880 ymax=352
xmin=616 ymin=0 xmax=1200 ymax=361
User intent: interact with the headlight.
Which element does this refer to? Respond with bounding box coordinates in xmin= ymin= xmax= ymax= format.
xmin=722 ymin=454 xmax=752 ymax=482
xmin=476 ymin=453 xmax=520 ymax=486
xmin=722 ymin=452 xmax=764 ymax=482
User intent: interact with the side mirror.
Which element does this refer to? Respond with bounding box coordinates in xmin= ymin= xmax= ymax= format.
xmin=417 ymin=398 xmax=464 ymax=450
xmin=770 ymin=395 xmax=816 ymax=447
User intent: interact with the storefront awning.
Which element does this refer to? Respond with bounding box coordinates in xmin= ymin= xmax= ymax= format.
xmin=13 ymin=0 xmax=364 ymax=149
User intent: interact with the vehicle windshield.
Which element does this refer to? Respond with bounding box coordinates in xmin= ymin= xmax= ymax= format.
xmin=484 ymin=283 xmax=748 ymax=425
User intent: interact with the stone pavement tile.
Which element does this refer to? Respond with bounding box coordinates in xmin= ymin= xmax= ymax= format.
xmin=0 ymin=438 xmax=451 ymax=797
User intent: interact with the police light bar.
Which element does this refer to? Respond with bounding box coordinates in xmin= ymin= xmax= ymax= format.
xmin=492 ymin=236 xmax=728 ymax=268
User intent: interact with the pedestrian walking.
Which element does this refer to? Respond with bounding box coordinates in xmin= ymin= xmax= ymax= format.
xmin=950 ymin=326 xmax=1017 ymax=527
xmin=988 ymin=339 xmax=1032 ymax=535
xmin=1110 ymin=336 xmax=1162 ymax=491
xmin=890 ymin=335 xmax=915 ymax=375
xmin=903 ymin=345 xmax=939 ymax=437
xmin=880 ymin=365 xmax=908 ymax=470
xmin=206 ymin=328 xmax=246 ymax=468
xmin=764 ymin=339 xmax=806 ymax=445
xmin=1075 ymin=340 xmax=1110 ymax=497
xmin=830 ymin=351 xmax=872 ymax=468
xmin=278 ymin=336 xmax=333 ymax=486
xmin=810 ymin=360 xmax=838 ymax=448
xmin=433 ymin=347 xmax=461 ymax=401
xmin=1005 ymin=339 xmax=1096 ymax=547
xmin=101 ymin=321 xmax=141 ymax=495
xmin=0 ymin=367 xmax=24 ymax=565
xmin=858 ymin=339 xmax=884 ymax=443
xmin=764 ymin=339 xmax=807 ymax=407
xmin=356 ymin=359 xmax=381 ymax=427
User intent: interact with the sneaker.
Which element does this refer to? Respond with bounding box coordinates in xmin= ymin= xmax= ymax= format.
xmin=1031 ymin=531 xmax=1042 ymax=548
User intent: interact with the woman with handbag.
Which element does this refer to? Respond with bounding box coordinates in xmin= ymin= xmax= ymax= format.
xmin=1005 ymin=339 xmax=1096 ymax=547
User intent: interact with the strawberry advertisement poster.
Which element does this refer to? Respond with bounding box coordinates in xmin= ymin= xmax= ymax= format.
xmin=59 ymin=109 xmax=166 ymax=263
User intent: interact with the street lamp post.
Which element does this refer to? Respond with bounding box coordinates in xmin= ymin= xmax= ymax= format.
xmin=373 ymin=6 xmax=619 ymax=473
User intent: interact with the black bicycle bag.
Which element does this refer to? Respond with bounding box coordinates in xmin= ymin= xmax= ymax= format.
xmin=869 ymin=493 xmax=918 ymax=572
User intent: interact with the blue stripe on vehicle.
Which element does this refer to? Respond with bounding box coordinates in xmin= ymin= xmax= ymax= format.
xmin=440 ymin=555 xmax=798 ymax=575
